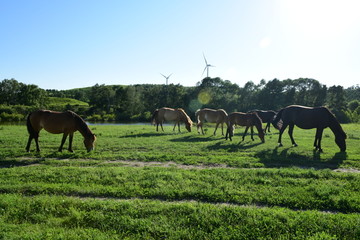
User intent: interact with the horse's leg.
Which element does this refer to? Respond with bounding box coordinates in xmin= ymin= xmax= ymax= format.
xmin=251 ymin=126 xmax=254 ymax=141
xmin=178 ymin=122 xmax=181 ymax=132
xmin=221 ymin=122 xmax=224 ymax=136
xmin=213 ymin=122 xmax=220 ymax=135
xmin=314 ymin=128 xmax=324 ymax=152
xmin=26 ymin=130 xmax=40 ymax=152
xmin=59 ymin=133 xmax=69 ymax=152
xmin=68 ymin=133 xmax=74 ymax=152
xmin=25 ymin=135 xmax=33 ymax=152
xmin=288 ymin=124 xmax=297 ymax=147
xmin=242 ymin=127 xmax=249 ymax=141
xmin=277 ymin=123 xmax=288 ymax=147
xmin=265 ymin=122 xmax=271 ymax=133
xmin=34 ymin=135 xmax=40 ymax=152
xmin=160 ymin=122 xmax=164 ymax=132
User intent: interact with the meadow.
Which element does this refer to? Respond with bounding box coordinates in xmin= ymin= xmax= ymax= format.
xmin=0 ymin=123 xmax=359 ymax=239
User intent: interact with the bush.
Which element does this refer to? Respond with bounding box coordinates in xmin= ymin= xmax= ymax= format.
xmin=86 ymin=114 xmax=102 ymax=122
xmin=0 ymin=112 xmax=25 ymax=122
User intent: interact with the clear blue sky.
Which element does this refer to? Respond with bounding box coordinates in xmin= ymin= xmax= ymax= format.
xmin=1 ymin=0 xmax=359 ymax=90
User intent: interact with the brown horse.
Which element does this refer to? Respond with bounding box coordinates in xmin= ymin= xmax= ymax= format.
xmin=272 ymin=105 xmax=346 ymax=152
xmin=151 ymin=107 xmax=193 ymax=132
xmin=195 ymin=108 xmax=228 ymax=135
xmin=225 ymin=112 xmax=265 ymax=143
xmin=248 ymin=110 xmax=277 ymax=132
xmin=26 ymin=110 xmax=96 ymax=152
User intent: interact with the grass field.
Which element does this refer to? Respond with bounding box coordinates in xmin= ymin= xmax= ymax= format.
xmin=0 ymin=123 xmax=359 ymax=239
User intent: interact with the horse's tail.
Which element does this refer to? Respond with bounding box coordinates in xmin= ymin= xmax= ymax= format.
xmin=26 ymin=112 xmax=36 ymax=137
xmin=151 ymin=109 xmax=159 ymax=125
xmin=272 ymin=108 xmax=284 ymax=130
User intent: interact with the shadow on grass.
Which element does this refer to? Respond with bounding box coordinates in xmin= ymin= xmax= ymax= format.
xmin=0 ymin=159 xmax=43 ymax=168
xmin=170 ymin=135 xmax=224 ymax=143
xmin=119 ymin=132 xmax=173 ymax=138
xmin=207 ymin=140 xmax=264 ymax=152
xmin=255 ymin=147 xmax=347 ymax=169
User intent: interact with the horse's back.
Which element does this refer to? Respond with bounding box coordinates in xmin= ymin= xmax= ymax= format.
xmin=29 ymin=110 xmax=76 ymax=134
xmin=282 ymin=105 xmax=331 ymax=129
xmin=200 ymin=108 xmax=227 ymax=123
xmin=159 ymin=107 xmax=178 ymax=121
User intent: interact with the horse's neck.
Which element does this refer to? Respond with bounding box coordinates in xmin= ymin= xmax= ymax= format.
xmin=328 ymin=119 xmax=344 ymax=137
xmin=75 ymin=118 xmax=92 ymax=137
xmin=178 ymin=111 xmax=186 ymax=121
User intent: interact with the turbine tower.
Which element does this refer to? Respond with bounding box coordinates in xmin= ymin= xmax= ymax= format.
xmin=160 ymin=73 xmax=172 ymax=85
xmin=202 ymin=53 xmax=215 ymax=78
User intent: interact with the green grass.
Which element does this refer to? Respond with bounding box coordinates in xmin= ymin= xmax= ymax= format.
xmin=0 ymin=123 xmax=359 ymax=239
xmin=47 ymin=97 xmax=89 ymax=109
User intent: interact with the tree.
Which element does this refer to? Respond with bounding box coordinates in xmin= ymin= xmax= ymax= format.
xmin=257 ymin=79 xmax=284 ymax=110
xmin=0 ymin=79 xmax=47 ymax=106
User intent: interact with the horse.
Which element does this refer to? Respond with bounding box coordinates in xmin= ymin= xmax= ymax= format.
xmin=151 ymin=107 xmax=193 ymax=132
xmin=272 ymin=105 xmax=346 ymax=152
xmin=26 ymin=110 xmax=96 ymax=152
xmin=195 ymin=108 xmax=228 ymax=135
xmin=225 ymin=112 xmax=265 ymax=143
xmin=248 ymin=110 xmax=277 ymax=132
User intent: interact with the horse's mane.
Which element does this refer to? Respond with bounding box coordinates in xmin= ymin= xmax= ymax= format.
xmin=251 ymin=112 xmax=263 ymax=126
xmin=218 ymin=109 xmax=228 ymax=116
xmin=66 ymin=111 xmax=92 ymax=135
xmin=176 ymin=108 xmax=193 ymax=125
xmin=195 ymin=109 xmax=201 ymax=118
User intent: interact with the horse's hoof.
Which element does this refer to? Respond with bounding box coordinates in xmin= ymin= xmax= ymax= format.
xmin=278 ymin=143 xmax=283 ymax=147
xmin=293 ymin=143 xmax=298 ymax=147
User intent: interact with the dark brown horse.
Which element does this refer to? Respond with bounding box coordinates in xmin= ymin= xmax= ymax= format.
xmin=272 ymin=105 xmax=346 ymax=152
xmin=195 ymin=108 xmax=228 ymax=135
xmin=26 ymin=110 xmax=96 ymax=152
xmin=151 ymin=107 xmax=193 ymax=132
xmin=225 ymin=112 xmax=265 ymax=143
xmin=248 ymin=110 xmax=277 ymax=132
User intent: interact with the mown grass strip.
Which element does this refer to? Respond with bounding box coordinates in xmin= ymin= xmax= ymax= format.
xmin=0 ymin=194 xmax=359 ymax=240
xmin=0 ymin=166 xmax=359 ymax=213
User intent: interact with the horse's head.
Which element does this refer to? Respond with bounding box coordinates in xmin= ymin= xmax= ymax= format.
xmin=225 ymin=125 xmax=234 ymax=141
xmin=185 ymin=121 xmax=192 ymax=132
xmin=84 ymin=133 xmax=96 ymax=152
xmin=335 ymin=134 xmax=346 ymax=152
xmin=258 ymin=130 xmax=265 ymax=143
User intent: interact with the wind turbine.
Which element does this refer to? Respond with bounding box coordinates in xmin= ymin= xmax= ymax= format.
xmin=160 ymin=73 xmax=172 ymax=85
xmin=202 ymin=53 xmax=215 ymax=78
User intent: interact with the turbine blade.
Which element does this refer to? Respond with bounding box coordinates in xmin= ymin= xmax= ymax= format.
xmin=201 ymin=66 xmax=207 ymax=76
xmin=160 ymin=73 xmax=167 ymax=78
xmin=203 ymin=53 xmax=208 ymax=65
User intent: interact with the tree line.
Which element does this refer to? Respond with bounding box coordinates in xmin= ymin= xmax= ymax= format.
xmin=1 ymin=77 xmax=360 ymax=123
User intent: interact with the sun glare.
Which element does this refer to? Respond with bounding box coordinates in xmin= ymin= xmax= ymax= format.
xmin=280 ymin=0 xmax=360 ymax=38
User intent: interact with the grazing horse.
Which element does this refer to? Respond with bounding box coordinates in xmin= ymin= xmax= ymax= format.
xmin=195 ymin=108 xmax=228 ymax=135
xmin=151 ymin=107 xmax=193 ymax=132
xmin=272 ymin=105 xmax=346 ymax=152
xmin=225 ymin=112 xmax=265 ymax=143
xmin=248 ymin=110 xmax=277 ymax=132
xmin=26 ymin=110 xmax=96 ymax=152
